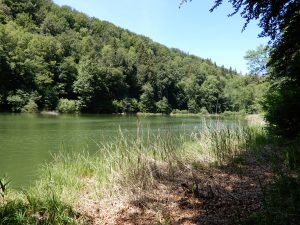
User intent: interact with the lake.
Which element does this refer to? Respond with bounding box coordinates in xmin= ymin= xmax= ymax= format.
xmin=0 ymin=113 xmax=245 ymax=188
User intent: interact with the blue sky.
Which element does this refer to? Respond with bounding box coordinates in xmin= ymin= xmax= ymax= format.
xmin=53 ymin=0 xmax=269 ymax=74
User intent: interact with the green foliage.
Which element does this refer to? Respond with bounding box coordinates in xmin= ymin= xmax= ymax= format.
xmin=263 ymin=81 xmax=300 ymax=138
xmin=244 ymin=45 xmax=269 ymax=76
xmin=15 ymin=12 xmax=37 ymax=32
xmin=57 ymin=99 xmax=80 ymax=113
xmin=6 ymin=90 xmax=39 ymax=112
xmin=0 ymin=2 xmax=11 ymax=23
xmin=21 ymin=99 xmax=38 ymax=113
xmin=200 ymin=76 xmax=225 ymax=113
xmin=189 ymin=0 xmax=300 ymax=218
xmin=199 ymin=107 xmax=209 ymax=115
xmin=113 ymin=98 xmax=139 ymax=113
xmin=41 ymin=12 xmax=68 ymax=35
xmin=155 ymin=97 xmax=171 ymax=114
xmin=187 ymin=99 xmax=199 ymax=113
xmin=210 ymin=0 xmax=300 ymax=138
xmin=264 ymin=10 xmax=300 ymax=138
xmin=6 ymin=90 xmax=28 ymax=112
xmin=0 ymin=0 xmax=265 ymax=114
xmin=171 ymin=109 xmax=189 ymax=114
xmin=139 ymin=83 xmax=156 ymax=112
xmin=224 ymin=76 xmax=267 ymax=113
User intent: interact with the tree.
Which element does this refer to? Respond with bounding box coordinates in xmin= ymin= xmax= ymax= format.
xmin=73 ymin=59 xmax=109 ymax=112
xmin=202 ymin=0 xmax=300 ymax=138
xmin=200 ymin=76 xmax=225 ymax=113
xmin=0 ymin=2 xmax=11 ymax=23
xmin=244 ymin=45 xmax=269 ymax=76
xmin=156 ymin=97 xmax=171 ymax=114
xmin=41 ymin=12 xmax=69 ymax=35
xmin=0 ymin=0 xmax=263 ymax=115
xmin=139 ymin=83 xmax=155 ymax=112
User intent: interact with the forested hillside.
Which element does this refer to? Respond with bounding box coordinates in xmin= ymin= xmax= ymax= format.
xmin=0 ymin=0 xmax=266 ymax=114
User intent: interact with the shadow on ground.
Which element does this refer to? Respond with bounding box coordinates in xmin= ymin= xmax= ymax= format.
xmin=114 ymin=149 xmax=274 ymax=225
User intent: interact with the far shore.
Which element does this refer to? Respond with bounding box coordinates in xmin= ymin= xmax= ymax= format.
xmin=40 ymin=111 xmax=60 ymax=116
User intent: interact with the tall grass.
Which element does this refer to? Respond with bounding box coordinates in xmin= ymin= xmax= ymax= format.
xmin=0 ymin=121 xmax=268 ymax=224
xmin=179 ymin=122 xmax=268 ymax=165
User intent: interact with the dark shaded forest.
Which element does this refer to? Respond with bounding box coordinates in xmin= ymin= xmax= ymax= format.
xmin=0 ymin=0 xmax=266 ymax=114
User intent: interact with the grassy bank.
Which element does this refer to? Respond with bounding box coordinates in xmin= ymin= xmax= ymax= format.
xmin=0 ymin=123 xmax=272 ymax=224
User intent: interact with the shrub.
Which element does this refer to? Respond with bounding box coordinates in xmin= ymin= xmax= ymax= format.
xmin=187 ymin=99 xmax=199 ymax=113
xmin=113 ymin=98 xmax=139 ymax=113
xmin=6 ymin=91 xmax=41 ymax=113
xmin=21 ymin=100 xmax=39 ymax=113
xmin=223 ymin=111 xmax=234 ymax=117
xmin=199 ymin=107 xmax=209 ymax=115
xmin=263 ymin=82 xmax=300 ymax=139
xmin=171 ymin=109 xmax=189 ymax=114
xmin=6 ymin=90 xmax=28 ymax=112
xmin=155 ymin=97 xmax=171 ymax=114
xmin=57 ymin=99 xmax=80 ymax=113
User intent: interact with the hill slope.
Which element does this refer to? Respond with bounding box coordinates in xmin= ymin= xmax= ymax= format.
xmin=0 ymin=0 xmax=266 ymax=113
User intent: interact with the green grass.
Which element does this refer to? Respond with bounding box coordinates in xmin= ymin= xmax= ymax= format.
xmin=0 ymin=123 xmax=269 ymax=224
xmin=0 ymin=193 xmax=77 ymax=225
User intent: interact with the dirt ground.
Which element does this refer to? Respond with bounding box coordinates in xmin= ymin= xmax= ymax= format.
xmin=76 ymin=151 xmax=274 ymax=225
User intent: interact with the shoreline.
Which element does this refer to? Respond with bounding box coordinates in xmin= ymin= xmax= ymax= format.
xmin=0 ymin=124 xmax=272 ymax=224
xmin=0 ymin=110 xmax=264 ymax=119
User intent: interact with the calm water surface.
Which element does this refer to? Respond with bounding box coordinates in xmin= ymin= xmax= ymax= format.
xmin=0 ymin=113 xmax=244 ymax=188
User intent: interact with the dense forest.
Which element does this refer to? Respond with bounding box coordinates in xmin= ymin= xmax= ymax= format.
xmin=0 ymin=0 xmax=266 ymax=114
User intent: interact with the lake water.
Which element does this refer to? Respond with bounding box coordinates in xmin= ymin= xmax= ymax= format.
xmin=0 ymin=113 xmax=244 ymax=188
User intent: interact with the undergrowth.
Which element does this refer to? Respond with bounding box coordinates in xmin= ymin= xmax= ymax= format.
xmin=244 ymin=137 xmax=300 ymax=225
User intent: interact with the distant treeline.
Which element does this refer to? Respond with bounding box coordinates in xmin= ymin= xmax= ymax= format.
xmin=0 ymin=0 xmax=267 ymax=114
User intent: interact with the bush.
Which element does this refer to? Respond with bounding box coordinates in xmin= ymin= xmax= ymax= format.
xmin=21 ymin=100 xmax=39 ymax=113
xmin=6 ymin=90 xmax=28 ymax=112
xmin=6 ymin=91 xmax=41 ymax=113
xmin=223 ymin=111 xmax=234 ymax=117
xmin=57 ymin=99 xmax=80 ymax=113
xmin=171 ymin=109 xmax=189 ymax=114
xmin=264 ymin=82 xmax=300 ymax=139
xmin=199 ymin=107 xmax=209 ymax=115
xmin=222 ymin=110 xmax=246 ymax=117
xmin=113 ymin=98 xmax=139 ymax=113
xmin=155 ymin=97 xmax=171 ymax=114
xmin=187 ymin=99 xmax=199 ymax=113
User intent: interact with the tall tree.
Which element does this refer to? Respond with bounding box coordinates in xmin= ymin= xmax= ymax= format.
xmin=187 ymin=0 xmax=300 ymax=138
xmin=244 ymin=45 xmax=269 ymax=76
xmin=0 ymin=0 xmax=264 ymax=114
